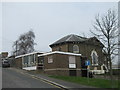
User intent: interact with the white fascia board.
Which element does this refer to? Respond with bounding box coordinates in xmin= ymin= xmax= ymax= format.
xmin=15 ymin=52 xmax=44 ymax=59
xmin=38 ymin=51 xmax=81 ymax=57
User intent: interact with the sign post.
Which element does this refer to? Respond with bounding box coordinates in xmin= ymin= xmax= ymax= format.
xmin=85 ymin=60 xmax=90 ymax=83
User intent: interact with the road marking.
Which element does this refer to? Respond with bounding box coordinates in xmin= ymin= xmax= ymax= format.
xmin=26 ymin=73 xmax=66 ymax=89
xmin=31 ymin=76 xmax=60 ymax=88
xmin=40 ymin=80 xmax=62 ymax=89
xmin=8 ymin=68 xmax=68 ymax=89
xmin=14 ymin=70 xmax=68 ymax=90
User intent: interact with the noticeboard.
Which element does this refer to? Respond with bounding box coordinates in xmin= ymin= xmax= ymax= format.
xmin=85 ymin=60 xmax=90 ymax=66
xmin=69 ymin=64 xmax=76 ymax=68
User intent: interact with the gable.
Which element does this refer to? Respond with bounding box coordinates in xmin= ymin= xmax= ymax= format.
xmin=85 ymin=37 xmax=104 ymax=47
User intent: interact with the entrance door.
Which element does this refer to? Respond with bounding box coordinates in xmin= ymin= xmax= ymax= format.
xmin=81 ymin=57 xmax=87 ymax=77
xmin=37 ymin=56 xmax=44 ymax=69
xmin=69 ymin=70 xmax=76 ymax=76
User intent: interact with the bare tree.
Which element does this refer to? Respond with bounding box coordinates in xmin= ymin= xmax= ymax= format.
xmin=90 ymin=9 xmax=118 ymax=87
xmin=12 ymin=40 xmax=19 ymax=56
xmin=12 ymin=30 xmax=36 ymax=56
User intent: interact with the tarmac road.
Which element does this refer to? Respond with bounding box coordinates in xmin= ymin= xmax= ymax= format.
xmin=2 ymin=68 xmax=61 ymax=89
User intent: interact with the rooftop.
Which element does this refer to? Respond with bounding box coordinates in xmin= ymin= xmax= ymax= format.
xmin=15 ymin=52 xmax=44 ymax=58
xmin=49 ymin=34 xmax=103 ymax=47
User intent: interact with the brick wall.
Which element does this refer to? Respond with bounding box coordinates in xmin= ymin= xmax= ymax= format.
xmin=15 ymin=57 xmax=22 ymax=69
xmin=42 ymin=53 xmax=82 ymax=76
xmin=51 ymin=42 xmax=104 ymax=70
xmin=52 ymin=44 xmax=68 ymax=52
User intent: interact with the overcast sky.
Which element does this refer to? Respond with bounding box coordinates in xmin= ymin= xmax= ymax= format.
xmin=0 ymin=2 xmax=117 ymax=56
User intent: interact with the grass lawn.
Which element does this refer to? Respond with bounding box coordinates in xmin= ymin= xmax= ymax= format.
xmin=49 ymin=75 xmax=119 ymax=88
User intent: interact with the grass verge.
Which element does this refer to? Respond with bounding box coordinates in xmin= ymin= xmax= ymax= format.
xmin=49 ymin=75 xmax=119 ymax=88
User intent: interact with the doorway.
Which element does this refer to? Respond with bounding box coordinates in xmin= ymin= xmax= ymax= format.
xmin=81 ymin=56 xmax=87 ymax=77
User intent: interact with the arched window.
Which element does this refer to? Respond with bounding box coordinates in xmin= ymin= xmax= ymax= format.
xmin=73 ymin=45 xmax=79 ymax=53
xmin=91 ymin=50 xmax=98 ymax=65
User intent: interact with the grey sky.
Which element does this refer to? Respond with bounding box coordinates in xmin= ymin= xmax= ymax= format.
xmin=1 ymin=2 xmax=117 ymax=56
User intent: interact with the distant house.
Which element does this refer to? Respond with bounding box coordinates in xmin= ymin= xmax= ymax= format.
xmin=15 ymin=52 xmax=43 ymax=70
xmin=38 ymin=51 xmax=88 ymax=76
xmin=6 ymin=55 xmax=15 ymax=67
xmin=49 ymin=34 xmax=108 ymax=74
xmin=0 ymin=52 xmax=8 ymax=61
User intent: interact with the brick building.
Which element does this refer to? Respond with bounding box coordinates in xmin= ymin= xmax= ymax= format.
xmin=15 ymin=52 xmax=43 ymax=70
xmin=14 ymin=34 xmax=108 ymax=76
xmin=49 ymin=34 xmax=108 ymax=74
xmin=38 ymin=51 xmax=88 ymax=76
xmin=0 ymin=52 xmax=8 ymax=61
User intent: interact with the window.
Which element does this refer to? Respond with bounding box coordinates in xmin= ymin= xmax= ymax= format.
xmin=30 ymin=55 xmax=34 ymax=63
xmin=23 ymin=56 xmax=28 ymax=64
xmin=69 ymin=56 xmax=76 ymax=68
xmin=73 ymin=45 xmax=79 ymax=53
xmin=91 ymin=50 xmax=98 ymax=65
xmin=48 ymin=56 xmax=53 ymax=63
xmin=69 ymin=56 xmax=75 ymax=63
xmin=38 ymin=57 xmax=44 ymax=64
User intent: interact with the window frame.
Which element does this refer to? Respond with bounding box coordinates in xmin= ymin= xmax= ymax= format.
xmin=48 ymin=55 xmax=53 ymax=64
xmin=73 ymin=45 xmax=79 ymax=53
xmin=69 ymin=56 xmax=76 ymax=68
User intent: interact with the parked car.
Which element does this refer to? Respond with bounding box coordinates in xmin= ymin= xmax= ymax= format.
xmin=2 ymin=60 xmax=10 ymax=68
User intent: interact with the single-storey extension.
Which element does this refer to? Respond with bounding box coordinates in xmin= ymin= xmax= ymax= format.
xmin=37 ymin=51 xmax=88 ymax=76
xmin=15 ymin=52 xmax=43 ymax=70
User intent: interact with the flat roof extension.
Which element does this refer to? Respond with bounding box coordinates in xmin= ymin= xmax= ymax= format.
xmin=15 ymin=52 xmax=44 ymax=59
xmin=38 ymin=51 xmax=81 ymax=57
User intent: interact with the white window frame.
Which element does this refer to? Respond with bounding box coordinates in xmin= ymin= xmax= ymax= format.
xmin=73 ymin=45 xmax=79 ymax=53
xmin=69 ymin=56 xmax=76 ymax=64
xmin=48 ymin=56 xmax=53 ymax=63
xmin=28 ymin=55 xmax=31 ymax=65
xmin=69 ymin=56 xmax=76 ymax=68
xmin=30 ymin=54 xmax=34 ymax=63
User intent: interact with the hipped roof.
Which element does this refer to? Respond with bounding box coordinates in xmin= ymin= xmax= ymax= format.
xmin=49 ymin=34 xmax=104 ymax=47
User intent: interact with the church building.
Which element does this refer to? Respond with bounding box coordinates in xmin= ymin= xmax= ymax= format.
xmin=49 ymin=34 xmax=108 ymax=74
